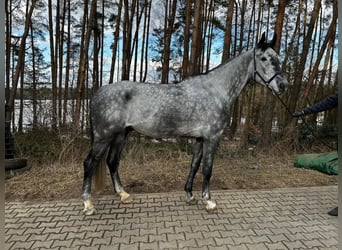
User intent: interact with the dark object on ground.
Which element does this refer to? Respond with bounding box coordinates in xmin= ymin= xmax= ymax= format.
xmin=5 ymin=104 xmax=29 ymax=175
xmin=293 ymin=151 xmax=338 ymax=175
xmin=5 ymin=120 xmax=15 ymax=159
xmin=5 ymin=158 xmax=28 ymax=171
xmin=5 ymin=158 xmax=30 ymax=178
xmin=328 ymin=206 xmax=338 ymax=216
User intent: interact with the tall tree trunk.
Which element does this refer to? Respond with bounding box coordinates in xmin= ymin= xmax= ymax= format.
xmin=109 ymin=0 xmax=123 ymax=84
xmin=63 ymin=0 xmax=71 ymax=126
xmin=286 ymin=0 xmax=321 ymax=139
xmin=18 ymin=0 xmax=30 ymax=133
xmin=18 ymin=45 xmax=25 ymax=133
xmin=142 ymin=0 xmax=152 ymax=82
xmin=74 ymin=0 xmax=97 ymax=130
xmin=58 ymin=0 xmax=67 ymax=128
xmin=181 ymin=0 xmax=191 ymax=79
xmin=5 ymin=0 xmax=12 ymax=104
xmin=260 ymin=0 xmax=286 ymax=147
xmin=140 ymin=0 xmax=151 ymax=82
xmin=298 ymin=0 xmax=337 ymax=111
xmin=222 ymin=0 xmax=235 ymax=62
xmin=130 ymin=1 xmax=145 ymax=82
xmin=230 ymin=0 xmax=247 ymax=140
xmin=238 ymin=0 xmax=246 ymax=53
xmin=205 ymin=1 xmax=214 ymax=72
xmin=189 ymin=0 xmax=203 ymax=76
xmin=30 ymin=20 xmax=38 ymax=130
xmin=121 ymin=0 xmax=137 ymax=80
xmin=281 ymin=0 xmax=302 ymax=128
xmin=100 ymin=0 xmax=105 ymax=87
xmin=121 ymin=0 xmax=129 ymax=80
xmin=92 ymin=8 xmax=100 ymax=91
xmin=161 ymin=0 xmax=177 ymax=83
xmin=246 ymin=0 xmax=256 ymax=49
xmin=48 ymin=0 xmax=58 ymax=130
xmin=133 ymin=2 xmax=139 ymax=82
xmin=6 ymin=0 xmax=37 ymax=122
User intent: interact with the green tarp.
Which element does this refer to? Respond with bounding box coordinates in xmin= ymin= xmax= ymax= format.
xmin=294 ymin=151 xmax=338 ymax=175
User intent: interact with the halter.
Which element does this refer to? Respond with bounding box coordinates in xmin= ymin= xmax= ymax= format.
xmin=253 ymin=48 xmax=292 ymax=116
xmin=253 ymin=48 xmax=283 ymax=89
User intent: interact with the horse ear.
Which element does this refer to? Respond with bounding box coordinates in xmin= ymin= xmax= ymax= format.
xmin=257 ymin=32 xmax=266 ymax=48
xmin=269 ymin=33 xmax=277 ymax=49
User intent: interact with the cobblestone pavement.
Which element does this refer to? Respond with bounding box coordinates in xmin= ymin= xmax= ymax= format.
xmin=5 ymin=186 xmax=338 ymax=250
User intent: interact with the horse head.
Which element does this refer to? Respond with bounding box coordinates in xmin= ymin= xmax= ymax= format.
xmin=252 ymin=32 xmax=288 ymax=94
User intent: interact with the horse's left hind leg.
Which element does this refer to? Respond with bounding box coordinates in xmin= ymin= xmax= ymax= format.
xmin=107 ymin=132 xmax=133 ymax=204
xmin=82 ymin=142 xmax=108 ymax=215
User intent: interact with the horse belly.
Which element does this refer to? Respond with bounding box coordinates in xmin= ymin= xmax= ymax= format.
xmin=128 ymin=116 xmax=203 ymax=138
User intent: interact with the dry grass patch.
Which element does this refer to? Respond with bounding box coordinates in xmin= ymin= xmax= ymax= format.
xmin=5 ymin=137 xmax=337 ymax=202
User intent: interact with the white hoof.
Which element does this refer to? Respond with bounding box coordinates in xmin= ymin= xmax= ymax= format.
xmin=120 ymin=191 xmax=133 ymax=204
xmin=186 ymin=195 xmax=197 ymax=205
xmin=205 ymin=200 xmax=218 ymax=213
xmin=83 ymin=206 xmax=97 ymax=216
xmin=83 ymin=199 xmax=97 ymax=215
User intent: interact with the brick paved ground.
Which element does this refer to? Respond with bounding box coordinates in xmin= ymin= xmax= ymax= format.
xmin=5 ymin=186 xmax=338 ymax=250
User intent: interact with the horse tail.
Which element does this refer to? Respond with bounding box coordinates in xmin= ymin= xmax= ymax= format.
xmin=89 ymin=101 xmax=107 ymax=192
xmin=94 ymin=150 xmax=107 ymax=192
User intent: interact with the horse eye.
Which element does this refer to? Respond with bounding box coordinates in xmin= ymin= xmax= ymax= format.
xmin=261 ymin=57 xmax=267 ymax=61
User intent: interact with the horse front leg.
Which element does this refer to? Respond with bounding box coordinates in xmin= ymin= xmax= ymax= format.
xmin=184 ymin=139 xmax=203 ymax=204
xmin=202 ymin=138 xmax=220 ymax=213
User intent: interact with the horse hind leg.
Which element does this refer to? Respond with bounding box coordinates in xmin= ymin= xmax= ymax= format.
xmin=107 ymin=132 xmax=133 ymax=204
xmin=184 ymin=139 xmax=203 ymax=204
xmin=82 ymin=142 xmax=108 ymax=215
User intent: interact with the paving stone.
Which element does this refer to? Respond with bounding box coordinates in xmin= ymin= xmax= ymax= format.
xmin=91 ymin=237 xmax=112 ymax=246
xmin=47 ymin=232 xmax=68 ymax=241
xmin=118 ymin=242 xmax=140 ymax=250
xmin=11 ymin=241 xmax=34 ymax=249
xmin=196 ymin=237 xmax=216 ymax=247
xmin=71 ymin=238 xmax=93 ymax=248
xmin=51 ymin=239 xmax=74 ymax=248
xmin=283 ymin=240 xmax=307 ymax=249
xmin=139 ymin=241 xmax=159 ymax=250
xmin=159 ymin=240 xmax=178 ymax=249
xmin=149 ymin=233 xmax=167 ymax=242
xmin=31 ymin=240 xmax=54 ymax=249
xmin=265 ymin=241 xmax=288 ymax=250
xmin=7 ymin=233 xmax=30 ymax=242
xmin=110 ymin=236 xmax=130 ymax=245
xmin=130 ymin=234 xmax=149 ymax=244
xmin=4 ymin=186 xmax=338 ymax=249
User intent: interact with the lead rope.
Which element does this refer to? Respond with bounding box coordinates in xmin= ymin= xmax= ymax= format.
xmin=268 ymin=87 xmax=337 ymax=151
xmin=253 ymin=49 xmax=336 ymax=150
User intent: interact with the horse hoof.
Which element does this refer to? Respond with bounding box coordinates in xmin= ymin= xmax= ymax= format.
xmin=120 ymin=192 xmax=133 ymax=204
xmin=83 ymin=207 xmax=97 ymax=216
xmin=206 ymin=200 xmax=218 ymax=213
xmin=186 ymin=196 xmax=197 ymax=205
xmin=83 ymin=199 xmax=97 ymax=215
xmin=206 ymin=206 xmax=219 ymax=214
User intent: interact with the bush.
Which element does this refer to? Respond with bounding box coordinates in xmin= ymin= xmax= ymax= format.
xmin=14 ymin=129 xmax=90 ymax=165
xmin=317 ymin=123 xmax=338 ymax=139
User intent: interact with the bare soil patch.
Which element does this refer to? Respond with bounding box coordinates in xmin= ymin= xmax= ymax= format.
xmin=5 ymin=138 xmax=337 ymax=202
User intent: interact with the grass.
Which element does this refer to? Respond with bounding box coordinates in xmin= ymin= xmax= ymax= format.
xmin=5 ymin=130 xmax=338 ymax=201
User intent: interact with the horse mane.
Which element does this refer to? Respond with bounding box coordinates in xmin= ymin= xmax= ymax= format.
xmin=181 ymin=50 xmax=247 ymax=83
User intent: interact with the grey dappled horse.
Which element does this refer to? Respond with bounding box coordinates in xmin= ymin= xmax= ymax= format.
xmin=82 ymin=33 xmax=288 ymax=215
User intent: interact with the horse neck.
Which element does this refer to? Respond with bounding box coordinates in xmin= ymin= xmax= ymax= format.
xmin=207 ymin=50 xmax=254 ymax=104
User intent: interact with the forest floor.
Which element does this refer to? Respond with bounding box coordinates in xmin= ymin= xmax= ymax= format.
xmin=5 ymin=135 xmax=338 ymax=201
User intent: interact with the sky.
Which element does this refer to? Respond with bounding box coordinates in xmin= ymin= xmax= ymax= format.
xmin=10 ymin=0 xmax=338 ymax=87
